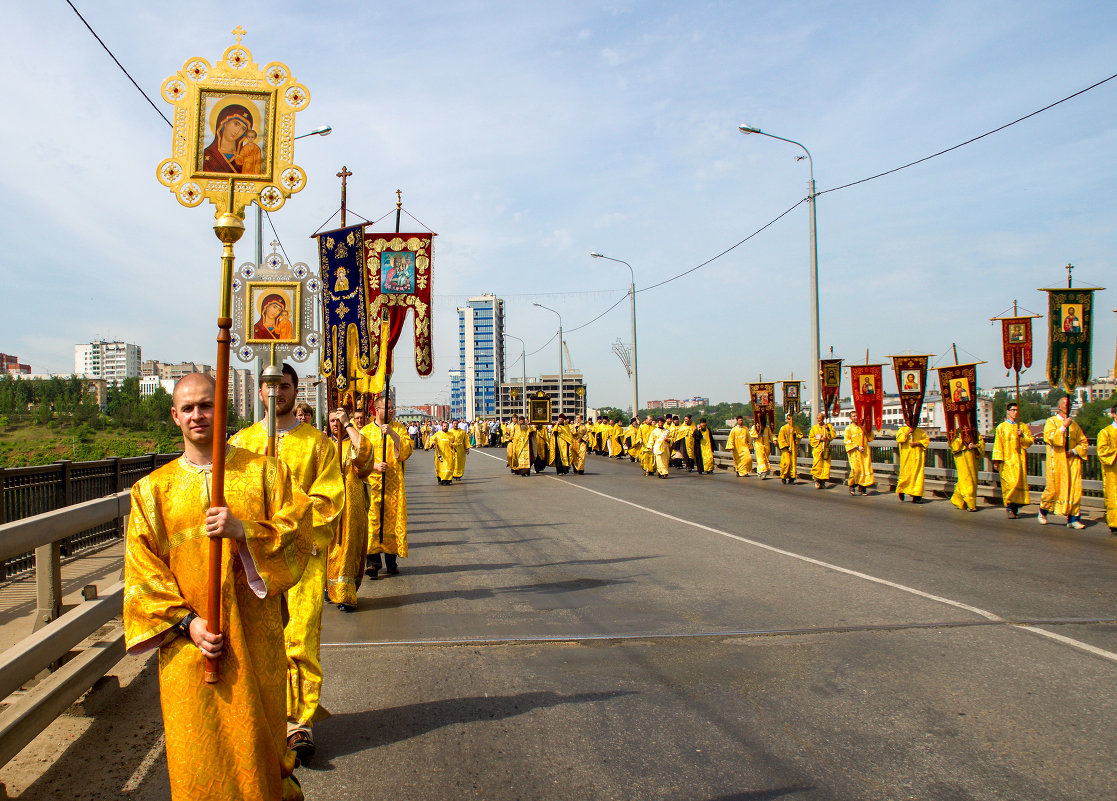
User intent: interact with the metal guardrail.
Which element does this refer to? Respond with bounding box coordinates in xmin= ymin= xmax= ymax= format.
xmin=0 ymin=492 xmax=131 ymax=770
xmin=1 ymin=454 xmax=179 ymax=579
xmin=706 ymin=431 xmax=1106 ymax=506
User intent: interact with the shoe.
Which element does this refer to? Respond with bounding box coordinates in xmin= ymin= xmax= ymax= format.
xmin=386 ymin=566 xmax=400 ymax=575
xmin=912 ymin=497 xmax=924 ymax=504
xmin=1037 ymin=512 xmax=1048 ymax=525
xmin=337 ymin=603 xmax=356 ymax=612
xmin=287 ymin=730 xmax=315 ymax=766
xmin=365 ymin=567 xmax=379 ymax=579
xmin=815 ymin=481 xmax=823 ymax=490
xmin=1068 ymin=521 xmax=1085 ymax=530
xmin=898 ymin=493 xmax=905 ymax=502
xmin=849 ymin=487 xmax=857 ymax=496
xmin=858 ymin=487 xmax=868 ymax=495
xmin=1006 ymin=508 xmax=1017 ymax=519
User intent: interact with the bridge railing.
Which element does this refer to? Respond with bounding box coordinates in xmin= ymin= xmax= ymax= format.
xmin=708 ymin=431 xmax=1105 ymax=504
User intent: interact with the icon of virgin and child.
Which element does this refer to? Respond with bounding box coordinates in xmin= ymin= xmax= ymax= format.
xmin=252 ymin=291 xmax=294 ymax=341
xmin=201 ymin=98 xmax=265 ymax=175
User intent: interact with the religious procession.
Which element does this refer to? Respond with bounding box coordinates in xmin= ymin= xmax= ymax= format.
xmin=38 ymin=18 xmax=1104 ymax=801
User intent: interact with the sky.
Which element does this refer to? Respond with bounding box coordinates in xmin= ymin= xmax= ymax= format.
xmin=2 ymin=1 xmax=1115 ymax=412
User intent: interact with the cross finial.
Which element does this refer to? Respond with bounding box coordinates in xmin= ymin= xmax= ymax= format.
xmin=1065 ymin=262 xmax=1074 ymax=288
xmin=396 ymin=189 xmax=402 ymax=210
xmin=337 ymin=166 xmax=352 ymax=184
xmin=232 ymin=26 xmax=246 ymax=46
xmin=269 ymin=239 xmax=281 ymax=252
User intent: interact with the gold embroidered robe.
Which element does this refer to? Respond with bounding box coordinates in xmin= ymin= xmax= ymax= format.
xmin=430 ymin=429 xmax=456 ymax=481
xmin=844 ymin=423 xmax=874 ymax=488
xmin=451 ymin=426 xmax=469 ymax=478
xmin=949 ymin=433 xmax=983 ymax=511
xmin=326 ymin=434 xmax=374 ymax=607
xmin=229 ymin=422 xmax=344 ymax=731
xmin=809 ymin=423 xmax=834 ymax=480
xmin=1097 ymin=423 xmax=1117 ymax=528
xmin=726 ymin=424 xmax=753 ymax=476
xmin=694 ymin=426 xmax=715 ymax=473
xmin=895 ymin=425 xmax=929 ymax=497
xmin=1040 ymin=415 xmax=1088 ymax=518
xmin=992 ymin=420 xmax=1034 ymax=507
xmin=124 ymin=452 xmax=312 ymax=801
xmin=777 ymin=423 xmax=803 ymax=480
xmin=750 ymin=425 xmax=773 ymax=474
xmin=361 ymin=420 xmax=414 ymax=556
xmin=510 ymin=424 xmax=533 ymax=472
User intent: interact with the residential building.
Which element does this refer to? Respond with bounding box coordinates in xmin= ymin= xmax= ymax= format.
xmin=644 ymin=397 xmax=708 ymax=409
xmin=450 ymin=295 xmax=505 ymax=420
xmin=75 ymin=340 xmax=141 ymax=387
xmin=1087 ymin=370 xmax=1116 ymax=402
xmin=142 ymin=360 xmax=214 ymax=381
xmin=413 ymin=404 xmax=451 ymax=419
xmin=682 ymin=397 xmax=710 ymax=408
xmin=645 ymin=400 xmax=663 ymax=409
xmin=828 ymin=393 xmax=994 ymax=436
xmin=229 ymin=367 xmax=254 ymax=421
xmin=0 ymin=354 xmax=30 ymax=375
xmin=140 ymin=376 xmax=176 ymax=398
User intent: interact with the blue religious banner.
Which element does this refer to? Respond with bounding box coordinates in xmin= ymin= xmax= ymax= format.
xmin=316 ymin=223 xmax=372 ymax=406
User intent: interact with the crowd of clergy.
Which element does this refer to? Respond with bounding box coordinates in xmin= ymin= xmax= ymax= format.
xmin=120 ymin=364 xmax=1116 ymax=801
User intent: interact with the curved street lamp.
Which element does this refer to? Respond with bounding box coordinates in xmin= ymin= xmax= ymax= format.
xmin=739 ymin=124 xmax=821 ymax=419
xmin=504 ymin=332 xmax=527 ymax=416
xmin=590 ymin=252 xmax=638 ymax=418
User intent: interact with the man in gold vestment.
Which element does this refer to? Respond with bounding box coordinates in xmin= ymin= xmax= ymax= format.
xmin=326 ymin=408 xmax=374 ymax=611
xmin=949 ymin=431 xmax=983 ymax=512
xmin=623 ymin=417 xmax=643 ymax=463
xmin=1038 ymin=396 xmax=1088 ymax=529
xmin=647 ymin=417 xmax=671 ymax=478
xmin=844 ymin=415 xmax=874 ymax=495
xmin=230 ymin=364 xmax=343 ymax=764
xmin=991 ymin=402 xmax=1034 ymax=518
xmin=429 ymin=422 xmax=456 ymax=485
xmin=362 ymin=396 xmax=414 ymax=576
xmin=1096 ymin=405 xmax=1117 ymax=533
xmin=726 ymin=415 xmax=753 ymax=477
xmin=552 ymin=414 xmax=573 ymax=474
xmin=639 ymin=416 xmax=656 ymax=476
xmin=693 ymin=418 xmax=715 ymax=475
xmin=510 ymin=416 xmax=533 ymax=475
xmin=777 ymin=413 xmax=803 ymax=485
xmin=451 ymin=420 xmax=469 ymax=481
xmin=570 ymin=415 xmax=589 ymax=474
xmin=750 ymin=420 xmax=774 ymax=479
xmin=125 ymin=373 xmax=311 ymax=801
xmin=808 ymin=413 xmax=835 ymax=489
xmin=895 ymin=422 xmax=929 ymax=503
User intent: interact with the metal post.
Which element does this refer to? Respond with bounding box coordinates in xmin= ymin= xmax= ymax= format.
xmin=532 ymin=304 xmax=562 ymax=420
xmin=590 ymin=253 xmax=638 ymax=417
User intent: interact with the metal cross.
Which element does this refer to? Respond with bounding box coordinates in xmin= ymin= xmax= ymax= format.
xmin=1065 ymin=262 xmax=1074 ymax=288
xmin=232 ymin=26 xmax=246 ymax=46
xmin=337 ymin=166 xmax=353 ymax=227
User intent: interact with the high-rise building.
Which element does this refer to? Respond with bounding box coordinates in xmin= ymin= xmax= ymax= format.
xmin=496 ymin=371 xmax=587 ymax=422
xmin=450 ymin=294 xmax=505 ymax=419
xmin=75 ymin=340 xmax=141 ymax=386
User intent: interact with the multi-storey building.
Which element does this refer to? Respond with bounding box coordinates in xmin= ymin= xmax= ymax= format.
xmin=450 ymin=295 xmax=505 ymax=419
xmin=413 ymin=404 xmax=451 ymax=419
xmin=75 ymin=341 xmax=141 ymax=387
xmin=495 ymin=371 xmax=586 ymax=422
xmin=828 ymin=393 xmax=994 ymax=436
xmin=0 ymin=354 xmax=30 ymax=375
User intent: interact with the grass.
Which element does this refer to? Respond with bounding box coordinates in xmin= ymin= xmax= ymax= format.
xmin=0 ymin=419 xmax=180 ymax=468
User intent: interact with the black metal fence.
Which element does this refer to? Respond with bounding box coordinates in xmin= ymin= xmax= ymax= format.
xmin=1 ymin=454 xmax=180 ymax=578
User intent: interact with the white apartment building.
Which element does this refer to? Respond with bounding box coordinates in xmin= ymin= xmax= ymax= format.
xmin=140 ymin=376 xmax=177 ymax=397
xmin=75 ymin=341 xmax=141 ymax=387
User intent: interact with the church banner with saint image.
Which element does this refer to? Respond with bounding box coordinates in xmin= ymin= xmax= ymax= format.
xmin=781 ymin=381 xmax=802 ymax=417
xmin=364 ymin=233 xmax=435 ymax=386
xmin=936 ymin=363 xmax=979 ymax=445
xmin=1041 ymin=286 xmax=1102 ymax=392
xmin=999 ymin=317 xmax=1035 ymax=373
xmin=890 ymin=355 xmax=929 ymax=429
xmin=316 ymin=224 xmax=371 ymax=406
xmin=820 ymin=359 xmax=842 ymax=417
xmin=849 ymin=364 xmax=883 ymax=430
xmin=749 ymin=382 xmax=776 ymax=431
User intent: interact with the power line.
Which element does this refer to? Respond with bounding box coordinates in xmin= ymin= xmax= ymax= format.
xmin=818 ymin=72 xmax=1117 ymax=197
xmin=64 ymin=0 xmax=172 ymax=128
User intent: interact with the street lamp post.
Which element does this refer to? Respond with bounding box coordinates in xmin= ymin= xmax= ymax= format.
xmin=738 ymin=124 xmax=821 ymax=419
xmin=532 ymin=303 xmax=562 ymax=421
xmin=590 ymin=252 xmax=638 ymax=418
xmin=505 ymin=333 xmax=527 ymax=416
xmin=255 ymin=124 xmax=333 ymax=422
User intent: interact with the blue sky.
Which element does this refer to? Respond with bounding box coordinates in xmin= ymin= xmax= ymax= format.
xmin=2 ymin=1 xmax=1114 ymax=410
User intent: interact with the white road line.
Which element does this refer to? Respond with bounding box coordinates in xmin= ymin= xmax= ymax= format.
xmin=122 ymin=731 xmax=165 ymax=793
xmin=473 ymin=450 xmax=1117 ymax=664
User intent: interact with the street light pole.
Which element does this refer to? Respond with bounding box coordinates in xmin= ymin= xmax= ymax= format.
xmin=532 ymin=303 xmax=562 ymax=421
xmin=590 ymin=252 xmax=638 ymax=418
xmin=505 ymin=333 xmax=527 ymax=416
xmin=739 ymin=124 xmax=821 ymax=420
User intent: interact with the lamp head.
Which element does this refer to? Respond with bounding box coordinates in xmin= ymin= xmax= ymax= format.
xmin=738 ymin=124 xmax=762 ymax=134
xmin=590 ymin=252 xmax=603 ymax=258
xmin=532 ymin=302 xmax=542 ymax=308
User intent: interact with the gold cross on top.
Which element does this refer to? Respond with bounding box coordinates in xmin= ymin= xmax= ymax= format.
xmin=232 ymin=26 xmax=247 ymax=46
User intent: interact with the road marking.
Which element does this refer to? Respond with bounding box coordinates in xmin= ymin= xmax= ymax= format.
xmin=323 ymin=617 xmax=1117 ymax=648
xmin=122 ymin=731 xmax=165 ymax=793
xmin=473 ymin=450 xmax=1117 ymax=664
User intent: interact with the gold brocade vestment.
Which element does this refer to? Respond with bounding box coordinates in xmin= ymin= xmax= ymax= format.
xmin=726 ymin=424 xmax=753 ymax=477
xmin=949 ymin=433 xmax=983 ymax=511
xmin=895 ymin=425 xmax=929 ymax=498
xmin=992 ymin=421 xmax=1034 ymax=507
xmin=777 ymin=423 xmax=803 ymax=480
xmin=451 ymin=427 xmax=469 ymax=478
xmin=1039 ymin=415 xmax=1088 ymax=518
xmin=1097 ymin=423 xmax=1117 ymax=529
xmin=510 ymin=424 xmax=533 ymax=472
xmin=750 ymin=425 xmax=772 ymax=474
xmin=808 ymin=423 xmax=834 ymax=481
xmin=326 ymin=434 xmax=374 ymax=607
xmin=229 ymin=421 xmax=344 ymax=730
xmin=123 ymin=452 xmax=312 ymax=801
xmin=361 ymin=420 xmax=415 ymax=556
xmin=430 ymin=429 xmax=456 ymax=482
xmin=844 ymin=424 xmax=874 ymax=488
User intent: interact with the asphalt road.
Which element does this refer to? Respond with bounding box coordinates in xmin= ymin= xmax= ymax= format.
xmin=9 ymin=448 xmax=1115 ymax=800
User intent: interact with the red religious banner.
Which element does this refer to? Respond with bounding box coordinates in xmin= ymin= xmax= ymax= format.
xmin=820 ymin=359 xmax=842 ymax=418
xmin=999 ymin=317 xmax=1034 ymax=372
xmin=364 ymin=232 xmax=435 ymax=381
xmin=936 ymin=363 xmax=979 ymax=444
xmin=889 ymin=355 xmax=930 ymax=429
xmin=749 ymin=382 xmax=776 ymax=431
xmin=849 ymin=364 xmax=883 ymax=430
xmin=781 ymin=380 xmax=802 ymax=417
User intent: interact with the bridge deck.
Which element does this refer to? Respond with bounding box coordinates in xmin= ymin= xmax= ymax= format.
xmin=3 ymin=449 xmax=1116 ymax=799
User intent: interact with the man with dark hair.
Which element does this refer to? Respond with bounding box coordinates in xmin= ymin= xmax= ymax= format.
xmin=693 ymin=418 xmax=715 ymax=475
xmin=124 ymin=373 xmax=310 ymax=800
xmin=230 ymin=364 xmax=344 ymax=764
xmin=992 ymin=401 xmax=1033 ymax=518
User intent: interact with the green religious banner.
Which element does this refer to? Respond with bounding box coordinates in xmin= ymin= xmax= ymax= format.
xmin=1040 ymin=265 xmax=1105 ymax=393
